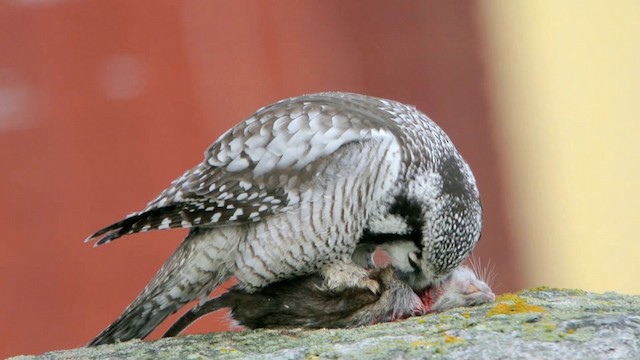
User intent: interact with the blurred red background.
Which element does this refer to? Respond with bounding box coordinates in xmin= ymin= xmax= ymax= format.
xmin=0 ymin=1 xmax=518 ymax=357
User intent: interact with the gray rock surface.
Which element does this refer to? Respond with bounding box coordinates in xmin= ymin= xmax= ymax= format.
xmin=12 ymin=288 xmax=640 ymax=360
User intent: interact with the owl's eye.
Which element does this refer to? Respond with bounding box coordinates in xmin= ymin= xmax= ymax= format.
xmin=407 ymin=252 xmax=420 ymax=270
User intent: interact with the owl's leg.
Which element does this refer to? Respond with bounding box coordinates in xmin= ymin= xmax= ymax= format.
xmin=321 ymin=261 xmax=381 ymax=294
xmin=349 ymin=266 xmax=425 ymax=324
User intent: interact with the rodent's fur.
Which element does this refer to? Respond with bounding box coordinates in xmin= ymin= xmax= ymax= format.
xmin=432 ymin=265 xmax=495 ymax=311
xmin=164 ymin=262 xmax=495 ymax=337
xmin=164 ymin=266 xmax=423 ymax=337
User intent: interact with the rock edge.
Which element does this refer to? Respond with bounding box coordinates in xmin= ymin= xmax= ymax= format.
xmin=12 ymin=288 xmax=640 ymax=360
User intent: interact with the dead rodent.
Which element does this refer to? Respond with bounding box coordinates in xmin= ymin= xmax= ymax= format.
xmin=164 ymin=263 xmax=495 ymax=337
xmin=164 ymin=266 xmax=424 ymax=337
xmin=431 ymin=265 xmax=495 ymax=312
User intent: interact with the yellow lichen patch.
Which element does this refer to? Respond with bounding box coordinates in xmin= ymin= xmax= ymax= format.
xmin=528 ymin=286 xmax=552 ymax=292
xmin=494 ymin=293 xmax=521 ymax=302
xmin=566 ymin=328 xmax=576 ymax=334
xmin=409 ymin=340 xmax=433 ymax=348
xmin=443 ymin=334 xmax=464 ymax=344
xmin=486 ymin=293 xmax=545 ymax=316
xmin=461 ymin=312 xmax=471 ymax=319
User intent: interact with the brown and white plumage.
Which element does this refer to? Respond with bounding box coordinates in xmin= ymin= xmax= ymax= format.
xmin=86 ymin=92 xmax=482 ymax=346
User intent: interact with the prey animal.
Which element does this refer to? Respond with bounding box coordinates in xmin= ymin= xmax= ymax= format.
xmin=164 ymin=264 xmax=494 ymax=337
xmin=86 ymin=92 xmax=482 ymax=345
xmin=164 ymin=266 xmax=423 ymax=336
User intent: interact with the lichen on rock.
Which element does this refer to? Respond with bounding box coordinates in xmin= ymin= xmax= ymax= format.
xmin=11 ymin=288 xmax=640 ymax=360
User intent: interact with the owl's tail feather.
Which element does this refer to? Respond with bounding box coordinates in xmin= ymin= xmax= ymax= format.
xmin=88 ymin=229 xmax=226 ymax=346
xmin=85 ymin=205 xmax=188 ymax=246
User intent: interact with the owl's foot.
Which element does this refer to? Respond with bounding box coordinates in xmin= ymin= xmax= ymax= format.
xmin=373 ymin=266 xmax=426 ymax=321
xmin=321 ymin=262 xmax=381 ymax=294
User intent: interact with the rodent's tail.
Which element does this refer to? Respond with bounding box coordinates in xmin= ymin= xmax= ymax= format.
xmin=88 ymin=229 xmax=227 ymax=346
xmin=163 ymin=295 xmax=230 ymax=337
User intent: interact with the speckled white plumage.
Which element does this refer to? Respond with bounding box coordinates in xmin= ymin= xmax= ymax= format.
xmin=86 ymin=92 xmax=482 ymax=346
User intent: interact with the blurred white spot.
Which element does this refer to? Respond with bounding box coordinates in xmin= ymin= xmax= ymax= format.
xmin=0 ymin=68 xmax=36 ymax=131
xmin=99 ymin=55 xmax=147 ymax=100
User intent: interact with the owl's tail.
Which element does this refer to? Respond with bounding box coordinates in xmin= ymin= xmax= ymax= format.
xmin=88 ymin=229 xmax=229 ymax=346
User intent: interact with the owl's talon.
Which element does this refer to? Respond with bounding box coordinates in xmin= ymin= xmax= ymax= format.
xmin=321 ymin=262 xmax=380 ymax=294
xmin=363 ymin=278 xmax=381 ymax=294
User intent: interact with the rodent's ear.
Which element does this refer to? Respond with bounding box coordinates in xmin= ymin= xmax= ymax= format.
xmin=463 ymin=282 xmax=481 ymax=296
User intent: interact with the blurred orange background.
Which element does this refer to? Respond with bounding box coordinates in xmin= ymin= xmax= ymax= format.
xmin=2 ymin=1 xmax=638 ymax=358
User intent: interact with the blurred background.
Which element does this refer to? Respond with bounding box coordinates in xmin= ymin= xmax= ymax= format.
xmin=1 ymin=0 xmax=638 ymax=357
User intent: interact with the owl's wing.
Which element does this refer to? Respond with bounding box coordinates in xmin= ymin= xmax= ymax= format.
xmin=86 ymin=93 xmax=409 ymax=246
